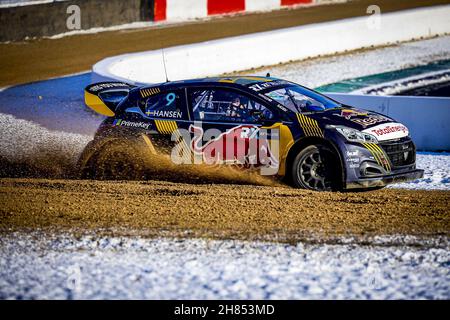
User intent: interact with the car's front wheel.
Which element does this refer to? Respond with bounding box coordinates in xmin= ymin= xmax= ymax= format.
xmin=291 ymin=144 xmax=340 ymax=191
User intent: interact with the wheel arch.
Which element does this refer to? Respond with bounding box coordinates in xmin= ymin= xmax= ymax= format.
xmin=284 ymin=136 xmax=346 ymax=187
xmin=76 ymin=133 xmax=156 ymax=179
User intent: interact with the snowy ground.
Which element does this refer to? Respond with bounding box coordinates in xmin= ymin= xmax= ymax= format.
xmin=0 ymin=232 xmax=448 ymax=300
xmin=390 ymin=152 xmax=450 ymax=191
xmin=251 ymin=36 xmax=450 ymax=89
xmin=353 ymin=69 xmax=450 ymax=95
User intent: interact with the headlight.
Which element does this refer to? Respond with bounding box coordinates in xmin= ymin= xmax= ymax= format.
xmin=329 ymin=125 xmax=378 ymax=143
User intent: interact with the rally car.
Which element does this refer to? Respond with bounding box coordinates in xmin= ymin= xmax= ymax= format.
xmin=79 ymin=76 xmax=424 ymax=191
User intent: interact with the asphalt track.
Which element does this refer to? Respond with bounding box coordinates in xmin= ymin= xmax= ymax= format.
xmin=0 ymin=72 xmax=100 ymax=135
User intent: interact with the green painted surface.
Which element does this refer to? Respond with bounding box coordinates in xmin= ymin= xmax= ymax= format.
xmin=315 ymin=59 xmax=450 ymax=93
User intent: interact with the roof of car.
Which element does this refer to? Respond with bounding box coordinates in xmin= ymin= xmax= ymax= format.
xmin=139 ymin=76 xmax=289 ymax=91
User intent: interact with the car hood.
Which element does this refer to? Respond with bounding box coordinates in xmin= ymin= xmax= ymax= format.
xmin=311 ymin=107 xmax=410 ymax=141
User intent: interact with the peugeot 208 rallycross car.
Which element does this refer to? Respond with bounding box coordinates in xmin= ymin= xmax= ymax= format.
xmin=79 ymin=76 xmax=424 ymax=191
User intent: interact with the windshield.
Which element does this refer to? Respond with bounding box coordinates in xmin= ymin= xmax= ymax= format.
xmin=265 ymin=85 xmax=341 ymax=113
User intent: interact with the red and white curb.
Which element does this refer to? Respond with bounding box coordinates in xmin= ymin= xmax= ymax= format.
xmin=154 ymin=0 xmax=315 ymax=22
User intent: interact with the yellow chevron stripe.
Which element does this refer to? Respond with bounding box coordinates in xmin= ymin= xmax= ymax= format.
xmin=298 ymin=114 xmax=307 ymax=133
xmin=372 ymin=143 xmax=391 ymax=172
xmin=364 ymin=143 xmax=390 ymax=172
xmin=297 ymin=114 xmax=323 ymax=137
xmin=166 ymin=121 xmax=173 ymax=134
xmin=154 ymin=120 xmax=164 ymax=133
xmin=141 ymin=87 xmax=161 ymax=98
xmin=165 ymin=121 xmax=172 ymax=134
xmin=306 ymin=117 xmax=318 ymax=137
xmin=305 ymin=117 xmax=314 ymax=137
xmin=297 ymin=114 xmax=308 ymax=136
xmin=313 ymin=119 xmax=324 ymax=137
xmin=363 ymin=143 xmax=381 ymax=167
xmin=375 ymin=145 xmax=391 ymax=172
xmin=301 ymin=115 xmax=313 ymax=137
xmin=154 ymin=120 xmax=178 ymax=135
xmin=303 ymin=115 xmax=314 ymax=136
xmin=169 ymin=121 xmax=177 ymax=132
xmin=162 ymin=120 xmax=168 ymax=134
xmin=161 ymin=120 xmax=169 ymax=134
xmin=310 ymin=117 xmax=323 ymax=137
xmin=168 ymin=121 xmax=175 ymax=133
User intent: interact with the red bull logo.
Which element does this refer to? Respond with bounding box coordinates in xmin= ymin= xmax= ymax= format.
xmin=338 ymin=109 xmax=368 ymax=120
xmin=188 ymin=124 xmax=279 ymax=173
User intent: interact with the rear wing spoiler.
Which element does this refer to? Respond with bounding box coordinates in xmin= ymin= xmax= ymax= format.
xmin=84 ymin=82 xmax=136 ymax=116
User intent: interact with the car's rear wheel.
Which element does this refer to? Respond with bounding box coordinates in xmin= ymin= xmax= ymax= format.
xmin=291 ymin=144 xmax=340 ymax=191
xmin=79 ymin=137 xmax=153 ymax=180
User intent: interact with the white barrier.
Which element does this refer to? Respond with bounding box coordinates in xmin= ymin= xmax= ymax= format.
xmin=327 ymin=93 xmax=450 ymax=151
xmin=93 ymin=5 xmax=450 ymax=84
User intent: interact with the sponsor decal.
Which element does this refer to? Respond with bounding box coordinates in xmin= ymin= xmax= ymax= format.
xmin=145 ymin=110 xmax=183 ymax=118
xmin=258 ymin=93 xmax=274 ymax=103
xmin=346 ymin=153 xmax=361 ymax=169
xmin=89 ymin=83 xmax=129 ymax=92
xmin=346 ymin=157 xmax=360 ymax=164
xmin=188 ymin=124 xmax=279 ymax=172
xmin=338 ymin=109 xmax=368 ymax=120
xmin=350 ymin=114 xmax=391 ymax=127
xmin=346 ymin=150 xmax=359 ymax=157
xmin=362 ymin=122 xmax=409 ymax=141
xmin=249 ymin=80 xmax=288 ymax=92
xmin=276 ymin=103 xmax=288 ymax=113
xmin=112 ymin=119 xmax=151 ymax=130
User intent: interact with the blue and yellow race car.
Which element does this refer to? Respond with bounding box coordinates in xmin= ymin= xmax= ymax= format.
xmin=79 ymin=76 xmax=423 ymax=191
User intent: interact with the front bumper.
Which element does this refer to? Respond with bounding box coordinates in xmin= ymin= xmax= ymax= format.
xmin=345 ymin=169 xmax=424 ymax=189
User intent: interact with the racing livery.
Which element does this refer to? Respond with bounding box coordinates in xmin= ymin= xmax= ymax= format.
xmin=79 ymin=76 xmax=424 ymax=191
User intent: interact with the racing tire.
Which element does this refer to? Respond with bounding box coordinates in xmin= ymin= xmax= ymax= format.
xmin=78 ymin=136 xmax=153 ymax=180
xmin=291 ymin=144 xmax=340 ymax=191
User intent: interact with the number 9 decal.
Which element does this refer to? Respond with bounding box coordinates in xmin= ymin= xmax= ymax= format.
xmin=166 ymin=93 xmax=176 ymax=106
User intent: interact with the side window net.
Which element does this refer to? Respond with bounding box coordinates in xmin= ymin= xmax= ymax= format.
xmin=191 ymin=89 xmax=274 ymax=123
